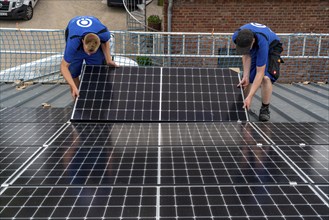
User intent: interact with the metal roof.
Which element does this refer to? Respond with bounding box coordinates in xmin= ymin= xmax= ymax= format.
xmin=1 ymin=81 xmax=328 ymax=122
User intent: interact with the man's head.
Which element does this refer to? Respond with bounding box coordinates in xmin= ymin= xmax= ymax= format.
xmin=235 ymin=29 xmax=254 ymax=55
xmin=82 ymin=33 xmax=101 ymax=55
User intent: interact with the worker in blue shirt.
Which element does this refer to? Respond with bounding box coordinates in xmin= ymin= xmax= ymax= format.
xmin=233 ymin=22 xmax=283 ymax=121
xmin=61 ymin=16 xmax=118 ymax=100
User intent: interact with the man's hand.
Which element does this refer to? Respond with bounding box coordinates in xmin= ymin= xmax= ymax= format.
xmin=237 ymin=77 xmax=249 ymax=88
xmin=106 ymin=60 xmax=119 ymax=67
xmin=71 ymin=87 xmax=79 ymax=100
xmin=243 ymin=95 xmax=252 ymax=110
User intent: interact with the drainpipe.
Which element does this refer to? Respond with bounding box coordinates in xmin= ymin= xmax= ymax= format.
xmin=167 ymin=0 xmax=173 ymax=32
xmin=167 ymin=0 xmax=173 ymax=66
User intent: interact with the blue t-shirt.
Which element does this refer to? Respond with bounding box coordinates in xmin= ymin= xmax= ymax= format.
xmin=64 ymin=16 xmax=111 ymax=63
xmin=232 ymin=23 xmax=280 ymax=67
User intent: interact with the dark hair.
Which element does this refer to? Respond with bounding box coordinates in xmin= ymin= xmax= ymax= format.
xmin=235 ymin=29 xmax=254 ymax=55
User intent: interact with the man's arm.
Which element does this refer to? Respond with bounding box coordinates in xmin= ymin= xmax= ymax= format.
xmin=243 ymin=65 xmax=266 ymax=110
xmin=60 ymin=59 xmax=79 ymax=99
xmin=101 ymin=41 xmax=118 ymax=67
xmin=238 ymin=54 xmax=252 ymax=88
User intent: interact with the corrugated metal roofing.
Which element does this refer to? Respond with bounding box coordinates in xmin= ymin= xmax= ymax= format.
xmin=1 ymin=81 xmax=328 ymax=122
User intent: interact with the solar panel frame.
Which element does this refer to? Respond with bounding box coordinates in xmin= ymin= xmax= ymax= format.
xmin=316 ymin=185 xmax=329 ymax=200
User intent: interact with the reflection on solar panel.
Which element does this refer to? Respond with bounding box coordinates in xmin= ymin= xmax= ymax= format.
xmin=50 ymin=122 xmax=267 ymax=147
xmin=10 ymin=145 xmax=305 ymax=186
xmin=0 ymin=123 xmax=64 ymax=146
xmin=255 ymin=122 xmax=329 ymax=145
xmin=12 ymin=147 xmax=158 ymax=186
xmin=0 ymin=108 xmax=71 ymax=123
xmin=0 ymin=146 xmax=39 ymax=185
xmin=71 ymin=66 xmax=247 ymax=122
xmin=279 ymin=145 xmax=329 ymax=183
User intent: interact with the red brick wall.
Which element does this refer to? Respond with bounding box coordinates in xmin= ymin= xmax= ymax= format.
xmin=163 ymin=0 xmax=329 ymax=33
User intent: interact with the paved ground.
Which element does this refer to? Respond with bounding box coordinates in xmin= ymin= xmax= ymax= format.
xmin=0 ymin=0 xmax=162 ymax=31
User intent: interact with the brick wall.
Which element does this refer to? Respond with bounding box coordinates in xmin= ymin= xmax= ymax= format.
xmin=163 ymin=0 xmax=329 ymax=33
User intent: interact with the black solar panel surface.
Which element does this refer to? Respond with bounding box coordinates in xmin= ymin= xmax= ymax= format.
xmin=72 ymin=66 xmax=247 ymax=122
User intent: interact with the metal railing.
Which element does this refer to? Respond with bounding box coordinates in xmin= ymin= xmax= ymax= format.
xmin=0 ymin=28 xmax=328 ymax=83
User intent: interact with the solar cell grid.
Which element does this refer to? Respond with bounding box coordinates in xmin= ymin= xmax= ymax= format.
xmin=159 ymin=185 xmax=329 ymax=219
xmin=72 ymin=66 xmax=247 ymax=122
xmin=0 ymin=146 xmax=39 ymax=186
xmin=72 ymin=66 xmax=161 ymax=121
xmin=278 ymin=145 xmax=329 ymax=183
xmin=50 ymin=123 xmax=159 ymax=146
xmin=50 ymin=122 xmax=268 ymax=147
xmin=161 ymin=67 xmax=246 ymax=121
xmin=161 ymin=146 xmax=305 ymax=185
xmin=255 ymin=122 xmax=329 ymax=145
xmin=0 ymin=186 xmax=157 ymax=219
xmin=160 ymin=122 xmax=268 ymax=146
xmin=12 ymin=146 xmax=158 ymax=186
xmin=0 ymin=108 xmax=71 ymax=123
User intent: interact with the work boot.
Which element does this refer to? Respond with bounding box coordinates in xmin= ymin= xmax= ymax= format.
xmin=259 ymin=105 xmax=270 ymax=122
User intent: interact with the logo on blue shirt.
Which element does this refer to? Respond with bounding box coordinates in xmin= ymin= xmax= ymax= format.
xmin=76 ymin=18 xmax=93 ymax=28
xmin=250 ymin=23 xmax=267 ymax=28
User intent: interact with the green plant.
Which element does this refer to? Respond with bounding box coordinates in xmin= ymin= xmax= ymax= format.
xmin=136 ymin=56 xmax=153 ymax=66
xmin=157 ymin=0 xmax=164 ymax=6
xmin=147 ymin=15 xmax=162 ymax=25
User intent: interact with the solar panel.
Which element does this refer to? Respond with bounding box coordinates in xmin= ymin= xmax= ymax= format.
xmin=0 ymin=186 xmax=157 ymax=219
xmin=161 ymin=146 xmax=304 ymax=185
xmin=161 ymin=67 xmax=246 ymax=121
xmin=50 ymin=122 xmax=268 ymax=147
xmin=159 ymin=185 xmax=329 ymax=219
xmin=278 ymin=145 xmax=329 ymax=183
xmin=255 ymin=122 xmax=329 ymax=145
xmin=0 ymin=123 xmax=65 ymax=146
xmin=0 ymin=108 xmax=71 ymax=123
xmin=72 ymin=66 xmax=161 ymax=121
xmin=11 ymin=146 xmax=158 ymax=186
xmin=71 ymin=66 xmax=247 ymax=122
xmin=0 ymin=146 xmax=39 ymax=186
xmin=9 ymin=145 xmax=305 ymax=187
